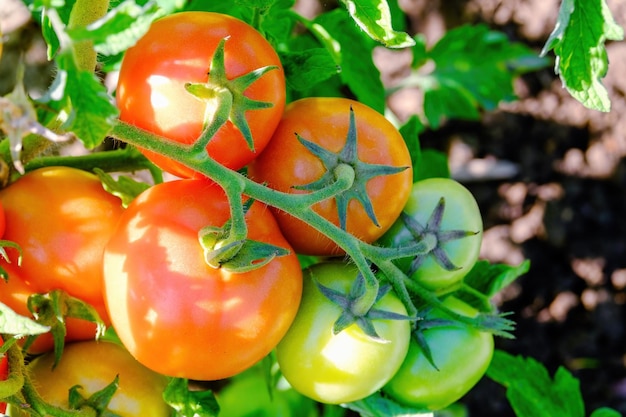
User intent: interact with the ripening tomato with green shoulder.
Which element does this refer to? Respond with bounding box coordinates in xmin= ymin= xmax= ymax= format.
xmin=103 ymin=178 xmax=302 ymax=381
xmin=378 ymin=177 xmax=483 ymax=291
xmin=276 ymin=261 xmax=411 ymax=404
xmin=384 ymin=296 xmax=494 ymax=411
xmin=6 ymin=341 xmax=171 ymax=417
xmin=247 ymin=97 xmax=413 ymax=256
xmin=116 ymin=11 xmax=286 ymax=178
xmin=0 ymin=166 xmax=124 ymax=352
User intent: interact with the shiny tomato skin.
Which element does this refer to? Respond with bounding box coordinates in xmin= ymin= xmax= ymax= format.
xmin=0 ymin=337 xmax=7 ymax=414
xmin=7 ymin=341 xmax=171 ymax=417
xmin=116 ymin=11 xmax=286 ymax=178
xmin=378 ymin=178 xmax=483 ymax=290
xmin=247 ymin=97 xmax=413 ymax=256
xmin=0 ymin=167 xmax=124 ymax=351
xmin=103 ymin=179 xmax=302 ymax=380
xmin=384 ymin=296 xmax=494 ymax=411
xmin=276 ymin=261 xmax=411 ymax=404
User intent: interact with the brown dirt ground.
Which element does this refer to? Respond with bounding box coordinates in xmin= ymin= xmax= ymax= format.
xmin=1 ymin=0 xmax=625 ymax=415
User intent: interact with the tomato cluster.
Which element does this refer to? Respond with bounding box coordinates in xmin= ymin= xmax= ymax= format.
xmin=0 ymin=10 xmax=496 ymax=417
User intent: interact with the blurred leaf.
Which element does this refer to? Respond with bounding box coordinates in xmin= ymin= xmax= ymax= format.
xmin=163 ymin=378 xmax=219 ymax=417
xmin=344 ymin=391 xmax=433 ymax=416
xmin=338 ymin=0 xmax=414 ymax=48
xmin=541 ymin=0 xmax=624 ymax=112
xmin=67 ymin=0 xmax=166 ymax=56
xmin=487 ymin=350 xmax=589 ymax=417
xmin=402 ymin=24 xmax=549 ymax=128
xmin=414 ymin=150 xmax=450 ymax=181
xmin=280 ymin=48 xmax=340 ymax=91
xmin=94 ymin=168 xmax=150 ymax=208
xmin=398 ymin=115 xmax=423 ymax=181
xmin=315 ymin=9 xmax=385 ymax=113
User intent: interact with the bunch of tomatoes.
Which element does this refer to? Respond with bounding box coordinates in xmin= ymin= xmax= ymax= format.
xmin=0 ymin=10 xmax=496 ymax=416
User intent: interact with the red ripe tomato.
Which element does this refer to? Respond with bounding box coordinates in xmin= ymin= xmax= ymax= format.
xmin=247 ymin=97 xmax=413 ymax=256
xmin=0 ymin=336 xmax=8 ymax=414
xmin=0 ymin=167 xmax=125 ymax=352
xmin=103 ymin=179 xmax=302 ymax=380
xmin=116 ymin=11 xmax=286 ymax=178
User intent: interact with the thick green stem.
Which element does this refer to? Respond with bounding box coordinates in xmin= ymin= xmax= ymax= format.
xmin=67 ymin=0 xmax=110 ymax=72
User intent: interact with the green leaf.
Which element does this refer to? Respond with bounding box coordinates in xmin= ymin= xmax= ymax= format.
xmin=163 ymin=378 xmax=220 ymax=417
xmin=398 ymin=115 xmax=423 ymax=181
xmin=0 ymin=301 xmax=51 ymax=335
xmin=541 ymin=0 xmax=624 ymax=112
xmin=67 ymin=0 xmax=166 ymax=56
xmin=466 ymin=260 xmax=530 ymax=297
xmin=25 ymin=290 xmax=106 ymax=366
xmin=407 ymin=24 xmax=549 ymax=128
xmin=487 ymin=350 xmax=586 ymax=417
xmin=338 ymin=0 xmax=414 ymax=48
xmin=280 ymin=48 xmax=340 ymax=92
xmin=344 ymin=391 xmax=433 ymax=417
xmin=93 ymin=168 xmax=150 ymax=208
xmin=414 ymin=150 xmax=450 ymax=181
xmin=590 ymin=407 xmax=623 ymax=417
xmin=315 ymin=9 xmax=386 ymax=113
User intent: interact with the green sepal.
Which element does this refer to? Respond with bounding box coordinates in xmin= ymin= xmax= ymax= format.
xmin=315 ymin=273 xmax=415 ymax=342
xmin=24 ymin=290 xmax=106 ymax=367
xmin=0 ymin=240 xmax=23 ymax=281
xmin=295 ymin=106 xmax=408 ymax=230
xmin=401 ymin=197 xmax=479 ymax=276
xmin=184 ymin=37 xmax=279 ymax=152
xmin=68 ymin=375 xmax=122 ymax=417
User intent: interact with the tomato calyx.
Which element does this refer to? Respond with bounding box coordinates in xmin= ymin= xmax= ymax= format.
xmin=184 ymin=37 xmax=279 ymax=152
xmin=294 ymin=106 xmax=409 ymax=230
xmin=198 ymin=202 xmax=290 ymax=273
xmin=314 ymin=271 xmax=414 ymax=342
xmin=401 ymin=196 xmax=479 ymax=276
xmin=0 ymin=240 xmax=23 ymax=280
xmin=24 ymin=290 xmax=106 ymax=366
xmin=67 ymin=375 xmax=120 ymax=416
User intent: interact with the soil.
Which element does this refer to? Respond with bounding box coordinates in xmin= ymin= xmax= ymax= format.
xmin=1 ymin=0 xmax=626 ymax=415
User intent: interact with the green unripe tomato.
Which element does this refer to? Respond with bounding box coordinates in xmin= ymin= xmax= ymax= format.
xmin=276 ymin=261 xmax=411 ymax=405
xmin=384 ymin=296 xmax=494 ymax=411
xmin=378 ymin=178 xmax=482 ymax=290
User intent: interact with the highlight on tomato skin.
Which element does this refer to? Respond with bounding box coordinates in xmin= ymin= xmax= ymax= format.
xmin=116 ymin=11 xmax=286 ymax=179
xmin=276 ymin=261 xmax=411 ymax=405
xmin=247 ymin=97 xmax=413 ymax=256
xmin=102 ymin=178 xmax=303 ymax=381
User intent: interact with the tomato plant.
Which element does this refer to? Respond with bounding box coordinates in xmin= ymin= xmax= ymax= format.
xmin=116 ymin=11 xmax=286 ymax=178
xmin=378 ymin=178 xmax=483 ymax=291
xmin=103 ymin=178 xmax=302 ymax=381
xmin=7 ymin=341 xmax=171 ymax=417
xmin=384 ymin=296 xmax=494 ymax=411
xmin=0 ymin=166 xmax=124 ymax=351
xmin=276 ymin=261 xmax=411 ymax=404
xmin=247 ymin=97 xmax=413 ymax=255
